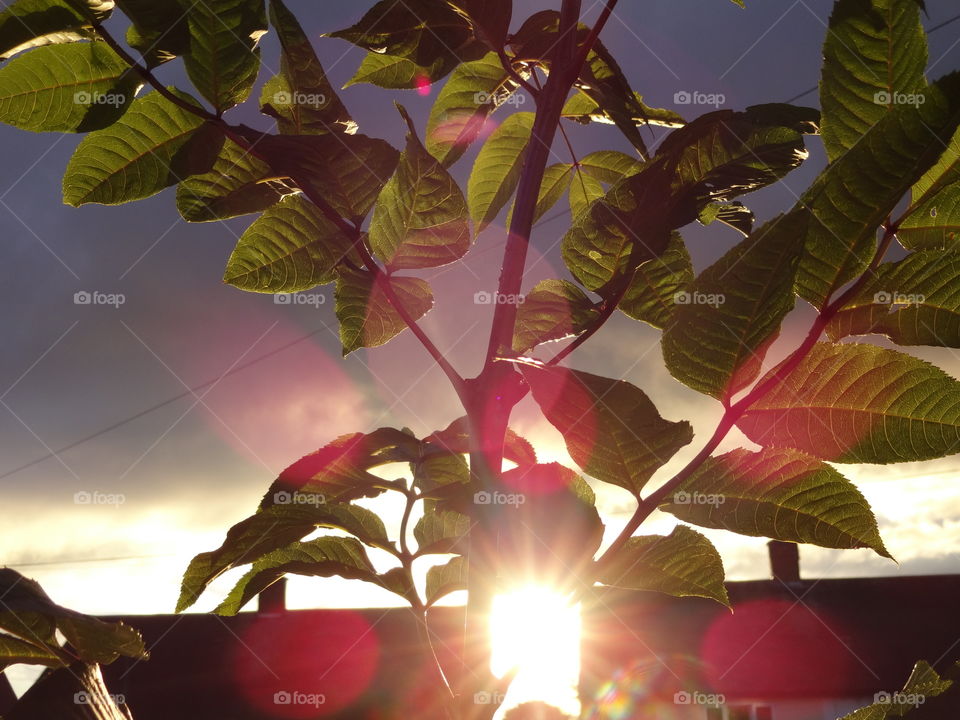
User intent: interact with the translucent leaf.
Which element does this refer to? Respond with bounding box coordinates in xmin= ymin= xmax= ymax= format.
xmin=840 ymin=661 xmax=954 ymax=719
xmin=214 ymin=537 xmax=378 ymax=615
xmin=224 ymin=195 xmax=353 ymax=293
xmin=467 ymin=111 xmax=534 ymax=232
xmin=335 ymin=268 xmax=434 ymax=355
xmin=0 ymin=42 xmax=138 ymax=132
xmin=259 ymin=0 xmax=354 ymax=135
xmin=0 ymin=633 xmax=63 ymax=671
xmin=597 ymin=526 xmax=729 ymax=606
xmin=63 ymin=88 xmax=220 ymax=206
xmin=662 ymin=213 xmax=804 ymax=399
xmin=512 ymin=279 xmax=599 ymax=354
xmin=568 ymin=171 xmax=604 ymax=220
xmin=0 ymin=0 xmax=107 ymax=60
xmin=562 ymin=92 xmax=684 ymax=130
xmin=177 ymin=502 xmax=391 ymax=612
xmin=576 ymin=150 xmax=645 ymax=184
xmin=738 ymin=342 xmax=960 ymax=464
xmin=414 ymin=507 xmax=471 ymax=556
xmin=506 ymin=162 xmax=575 ymax=227
xmin=177 ymin=138 xmax=288 ymax=222
xmin=898 ymin=125 xmax=960 ymax=249
xmin=425 ymin=556 xmax=466 ymax=606
xmin=661 ymin=447 xmax=891 ymax=558
xmin=522 ymin=366 xmax=693 ymax=494
xmin=827 ymin=251 xmax=960 ymax=347
xmin=117 ymin=0 xmax=189 ymax=65
xmin=369 ymin=105 xmax=470 ymax=270
xmin=618 ymin=232 xmax=693 ymax=330
xmin=182 ymin=0 xmax=266 ymax=112
xmin=423 ymin=416 xmax=537 ymax=466
xmin=820 ymin=0 xmax=927 ymax=161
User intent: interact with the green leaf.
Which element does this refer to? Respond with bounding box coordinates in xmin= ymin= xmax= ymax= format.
xmin=414 ymin=507 xmax=471 ymax=555
xmin=425 ymin=556 xmax=466 ymax=606
xmin=661 ymin=447 xmax=891 ymax=558
xmin=618 ymin=232 xmax=693 ymax=330
xmin=576 ymin=150 xmax=645 ymax=184
xmin=897 ymin=125 xmax=960 ymax=249
xmin=512 ymin=279 xmax=599 ymax=354
xmin=0 ymin=568 xmax=146 ymax=665
xmin=738 ymin=342 xmax=960 ymax=464
xmin=568 ymin=171 xmax=604 ymax=220
xmin=819 ymin=0 xmax=927 ymax=162
xmin=177 ymin=138 xmax=287 ymax=222
xmin=259 ymin=428 xmax=421 ymax=511
xmin=662 ymin=213 xmax=804 ymax=399
xmin=0 ymin=0 xmax=107 ymax=61
xmin=841 ymin=661 xmax=954 ymax=719
xmin=117 ymin=0 xmax=190 ymax=65
xmin=826 ymin=251 xmax=960 ymax=347
xmin=330 ymin=0 xmax=483 ymax=86
xmin=507 ymin=163 xmax=575 ymax=227
xmin=335 ymin=269 xmax=434 ymax=355
xmin=176 ymin=501 xmax=391 ymax=612
xmin=260 ymin=0 xmax=354 ymax=135
xmin=521 ymin=365 xmax=693 ymax=494
xmin=182 ymin=0 xmax=266 ymax=112
xmin=425 ymin=52 xmax=520 ymax=166
xmin=597 ymin=526 xmax=729 ymax=606
xmin=255 ymin=132 xmax=399 ymax=222
xmin=0 ymin=633 xmax=63 ymax=671
xmin=423 ymin=416 xmax=537 ymax=466
xmin=699 ymin=201 xmax=755 ymax=236
xmin=369 ymin=105 xmax=470 ymax=270
xmin=343 ymin=51 xmax=437 ymax=90
xmin=223 ymin=195 xmax=354 ymax=293
xmin=214 ymin=537 xmax=378 ymax=615
xmin=63 ymin=88 xmax=220 ymax=206
xmin=0 ymin=42 xmax=138 ymax=132
xmin=562 ymin=92 xmax=685 ymax=130
xmin=446 ymin=0 xmax=511 ymax=48
xmin=468 ymin=111 xmax=534 ymax=232
xmin=796 ymin=75 xmax=960 ymax=308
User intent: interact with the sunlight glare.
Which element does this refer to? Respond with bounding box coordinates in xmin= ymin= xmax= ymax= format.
xmin=490 ymin=586 xmax=581 ymax=718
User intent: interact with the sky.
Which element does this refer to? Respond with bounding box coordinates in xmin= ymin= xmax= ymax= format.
xmin=2 ymin=0 xmax=960 ymax=628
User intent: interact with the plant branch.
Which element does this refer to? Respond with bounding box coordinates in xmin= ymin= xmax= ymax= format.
xmin=497 ymin=48 xmax=541 ymax=100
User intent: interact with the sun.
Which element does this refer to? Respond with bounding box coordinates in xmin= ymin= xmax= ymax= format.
xmin=489 ymin=586 xmax=582 ymax=718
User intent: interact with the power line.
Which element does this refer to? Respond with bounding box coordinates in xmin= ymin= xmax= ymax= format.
xmin=9 ymin=554 xmax=177 ymax=569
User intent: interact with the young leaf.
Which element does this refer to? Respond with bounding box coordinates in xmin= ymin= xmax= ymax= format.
xmin=414 ymin=507 xmax=471 ymax=556
xmin=618 ymin=232 xmax=693 ymax=330
xmin=255 ymin=132 xmax=399 ymax=222
xmin=661 ymin=447 xmax=891 ymax=558
xmin=177 ymin=502 xmax=391 ymax=612
xmin=820 ymin=0 xmax=927 ymax=161
xmin=177 ymin=138 xmax=288 ymax=222
xmin=369 ymin=105 xmax=471 ymax=270
xmin=335 ymin=269 xmax=434 ymax=355
xmin=467 ymin=111 xmax=534 ymax=232
xmin=117 ymin=0 xmax=190 ymax=65
xmin=738 ymin=342 xmax=960 ymax=464
xmin=521 ymin=365 xmax=693 ymax=494
xmin=224 ymin=195 xmax=354 ymax=293
xmin=796 ymin=74 xmax=960 ymax=308
xmin=425 ymin=556 xmax=466 ymax=606
xmin=182 ymin=0 xmax=266 ymax=112
xmin=0 ymin=42 xmax=138 ymax=132
xmin=0 ymin=0 xmax=106 ymax=60
xmin=826 ymin=251 xmax=960 ymax=347
xmin=214 ymin=537 xmax=379 ymax=615
xmin=512 ymin=279 xmax=599 ymax=354
xmin=260 ymin=0 xmax=354 ymax=135
xmin=662 ymin=213 xmax=804 ymax=399
xmin=63 ymin=89 xmax=221 ymax=206
xmin=0 ymin=634 xmax=63 ymax=671
xmin=597 ymin=526 xmax=729 ymax=606
xmin=425 ymin=52 xmax=520 ymax=166
xmin=897 ymin=125 xmax=960 ymax=249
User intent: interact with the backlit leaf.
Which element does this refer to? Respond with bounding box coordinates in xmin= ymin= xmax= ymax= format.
xmin=618 ymin=232 xmax=693 ymax=330
xmin=335 ymin=269 xmax=434 ymax=354
xmin=512 ymin=279 xmax=599 ymax=354
xmin=0 ymin=0 xmax=107 ymax=60
xmin=468 ymin=111 xmax=534 ymax=232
